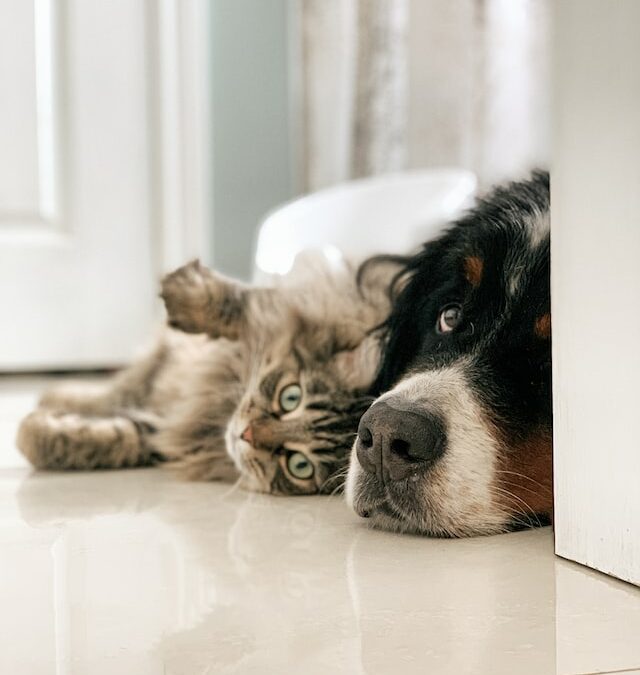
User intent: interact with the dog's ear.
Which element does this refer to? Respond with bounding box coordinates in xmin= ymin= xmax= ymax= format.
xmin=372 ymin=234 xmax=453 ymax=393
xmin=160 ymin=260 xmax=247 ymax=340
xmin=330 ymin=334 xmax=381 ymax=391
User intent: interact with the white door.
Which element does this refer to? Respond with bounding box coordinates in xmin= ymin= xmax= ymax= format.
xmin=0 ymin=0 xmax=211 ymax=371
xmin=553 ymin=0 xmax=640 ymax=586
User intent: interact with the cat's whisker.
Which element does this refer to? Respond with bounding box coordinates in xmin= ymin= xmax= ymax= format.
xmin=319 ymin=464 xmax=350 ymax=495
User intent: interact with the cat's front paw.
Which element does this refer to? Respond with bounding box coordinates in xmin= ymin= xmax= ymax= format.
xmin=160 ymin=260 xmax=247 ymax=340
xmin=161 ymin=259 xmax=212 ymax=334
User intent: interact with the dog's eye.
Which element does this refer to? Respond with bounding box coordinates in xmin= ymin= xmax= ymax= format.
xmin=437 ymin=304 xmax=463 ymax=333
xmin=279 ymin=383 xmax=302 ymax=412
xmin=286 ymin=451 xmax=314 ymax=479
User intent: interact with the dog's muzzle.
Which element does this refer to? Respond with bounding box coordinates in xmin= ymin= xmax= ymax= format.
xmin=355 ymin=399 xmax=446 ymax=483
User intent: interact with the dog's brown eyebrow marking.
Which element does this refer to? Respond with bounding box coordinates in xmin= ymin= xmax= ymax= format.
xmin=464 ymin=256 xmax=484 ymax=287
xmin=534 ymin=313 xmax=551 ymax=339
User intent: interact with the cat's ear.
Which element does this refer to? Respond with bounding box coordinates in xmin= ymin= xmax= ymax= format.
xmin=160 ymin=259 xmax=248 ymax=340
xmin=330 ymin=334 xmax=381 ymax=391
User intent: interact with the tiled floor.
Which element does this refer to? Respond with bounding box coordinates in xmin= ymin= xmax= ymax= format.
xmin=1 ymin=376 xmax=639 ymax=675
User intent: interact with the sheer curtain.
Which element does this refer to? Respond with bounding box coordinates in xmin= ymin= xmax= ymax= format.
xmin=296 ymin=0 xmax=550 ymax=192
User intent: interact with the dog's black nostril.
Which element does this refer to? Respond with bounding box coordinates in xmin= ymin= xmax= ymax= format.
xmin=358 ymin=425 xmax=373 ymax=448
xmin=390 ymin=438 xmax=410 ymax=459
xmin=356 ymin=417 xmax=379 ymax=475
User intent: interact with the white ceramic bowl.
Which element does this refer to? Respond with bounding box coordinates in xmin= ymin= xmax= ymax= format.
xmin=253 ymin=168 xmax=476 ymax=282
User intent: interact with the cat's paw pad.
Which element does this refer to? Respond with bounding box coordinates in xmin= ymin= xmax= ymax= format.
xmin=160 ymin=259 xmax=212 ymax=334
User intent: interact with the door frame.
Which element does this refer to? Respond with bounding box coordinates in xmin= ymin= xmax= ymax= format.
xmin=148 ymin=0 xmax=213 ymax=274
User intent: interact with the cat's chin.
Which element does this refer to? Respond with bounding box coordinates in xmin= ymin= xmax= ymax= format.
xmin=224 ymin=419 xmax=245 ymax=468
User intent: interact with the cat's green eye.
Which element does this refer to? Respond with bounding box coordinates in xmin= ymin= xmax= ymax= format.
xmin=286 ymin=451 xmax=314 ymax=480
xmin=279 ymin=383 xmax=302 ymax=413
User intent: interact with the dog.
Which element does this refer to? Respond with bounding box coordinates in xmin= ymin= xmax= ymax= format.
xmin=346 ymin=171 xmax=552 ymax=537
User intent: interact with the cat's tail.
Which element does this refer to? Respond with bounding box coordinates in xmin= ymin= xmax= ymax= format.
xmin=17 ymin=408 xmax=162 ymax=471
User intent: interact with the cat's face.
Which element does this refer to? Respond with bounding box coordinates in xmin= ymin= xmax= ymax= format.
xmin=161 ymin=256 xmax=391 ymax=495
xmin=225 ymin=333 xmax=375 ymax=495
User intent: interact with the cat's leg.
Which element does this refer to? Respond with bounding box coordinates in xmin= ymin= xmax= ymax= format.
xmin=18 ymin=344 xmax=168 ymax=470
xmin=38 ymin=380 xmax=126 ymax=416
xmin=38 ymin=343 xmax=168 ymax=416
xmin=17 ymin=409 xmax=159 ymax=470
xmin=160 ymin=259 xmax=251 ymax=340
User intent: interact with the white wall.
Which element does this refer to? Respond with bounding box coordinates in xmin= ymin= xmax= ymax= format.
xmin=552 ymin=0 xmax=640 ymax=585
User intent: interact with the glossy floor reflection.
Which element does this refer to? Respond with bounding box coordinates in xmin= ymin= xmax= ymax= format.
xmin=1 ymin=376 xmax=639 ymax=675
xmin=1 ymin=467 xmax=639 ymax=675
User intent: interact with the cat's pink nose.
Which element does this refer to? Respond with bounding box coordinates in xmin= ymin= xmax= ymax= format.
xmin=241 ymin=426 xmax=253 ymax=445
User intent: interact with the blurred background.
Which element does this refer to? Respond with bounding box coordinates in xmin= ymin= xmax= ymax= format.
xmin=214 ymin=0 xmax=550 ymax=278
xmin=0 ymin=0 xmax=550 ymax=372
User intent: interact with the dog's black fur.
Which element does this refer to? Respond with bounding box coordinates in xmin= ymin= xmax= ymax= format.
xmin=347 ymin=171 xmax=553 ymax=536
xmin=376 ymin=171 xmax=551 ymax=434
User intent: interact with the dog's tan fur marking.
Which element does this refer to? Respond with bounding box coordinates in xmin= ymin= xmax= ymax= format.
xmin=464 ymin=256 xmax=484 ymax=288
xmin=494 ymin=430 xmax=553 ymax=522
xmin=534 ymin=313 xmax=551 ymax=339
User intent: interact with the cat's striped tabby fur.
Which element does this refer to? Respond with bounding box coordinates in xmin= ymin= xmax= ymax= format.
xmin=18 ymin=256 xmax=394 ymax=495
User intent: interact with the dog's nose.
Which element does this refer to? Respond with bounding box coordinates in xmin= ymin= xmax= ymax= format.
xmin=356 ymin=401 xmax=446 ymax=481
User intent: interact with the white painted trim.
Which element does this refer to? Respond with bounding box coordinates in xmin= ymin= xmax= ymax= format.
xmin=148 ymin=0 xmax=212 ymax=274
xmin=34 ymin=0 xmax=58 ymax=222
xmin=552 ymin=0 xmax=640 ymax=586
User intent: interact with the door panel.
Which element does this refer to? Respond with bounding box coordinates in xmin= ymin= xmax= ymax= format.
xmin=0 ymin=0 xmax=156 ymax=370
xmin=0 ymin=0 xmax=54 ymax=218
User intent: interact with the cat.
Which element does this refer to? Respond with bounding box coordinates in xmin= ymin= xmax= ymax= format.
xmin=17 ymin=255 xmax=396 ymax=495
